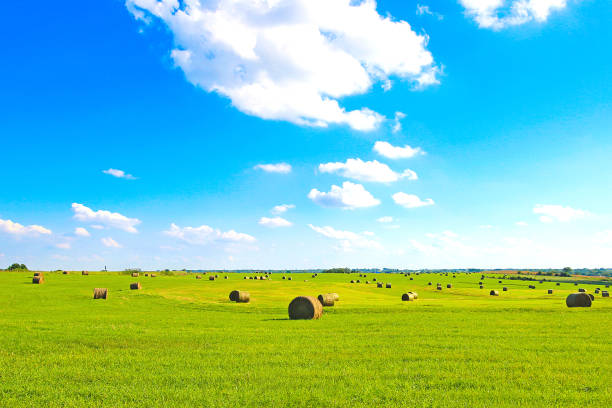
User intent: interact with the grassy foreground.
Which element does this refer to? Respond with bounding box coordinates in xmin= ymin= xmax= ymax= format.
xmin=0 ymin=271 xmax=611 ymax=407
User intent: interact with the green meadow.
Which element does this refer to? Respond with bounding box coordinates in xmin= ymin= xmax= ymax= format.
xmin=0 ymin=271 xmax=611 ymax=407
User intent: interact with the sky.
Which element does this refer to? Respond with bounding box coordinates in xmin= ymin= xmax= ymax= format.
xmin=0 ymin=0 xmax=611 ymax=271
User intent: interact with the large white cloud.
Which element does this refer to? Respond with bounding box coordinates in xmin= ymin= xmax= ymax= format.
xmin=373 ymin=141 xmax=424 ymax=159
xmin=309 ymin=224 xmax=382 ymax=251
xmin=308 ymin=181 xmax=380 ymax=209
xmin=319 ymin=158 xmax=417 ymax=183
xmin=0 ymin=219 xmax=52 ymax=237
xmin=164 ymin=223 xmax=256 ymax=245
xmin=126 ymin=0 xmax=438 ymax=130
xmin=533 ymin=204 xmax=589 ymax=223
xmin=392 ymin=192 xmax=434 ymax=208
xmin=259 ymin=216 xmax=292 ymax=228
xmin=459 ymin=0 xmax=568 ymax=30
xmin=72 ymin=203 xmax=141 ymax=233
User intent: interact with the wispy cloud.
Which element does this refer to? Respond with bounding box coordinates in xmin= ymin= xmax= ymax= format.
xmin=377 ymin=216 xmax=394 ymax=223
xmin=459 ymin=0 xmax=568 ymax=30
xmin=309 ymin=224 xmax=382 ymax=252
xmin=254 ymin=163 xmax=292 ymax=174
xmin=416 ymin=4 xmax=444 ymax=20
xmin=259 ymin=217 xmax=292 ymax=228
xmin=101 ymin=237 xmax=122 ymax=248
xmin=533 ymin=204 xmax=589 ymax=223
xmin=164 ymin=223 xmax=255 ymax=245
xmin=103 ymin=168 xmax=136 ymax=180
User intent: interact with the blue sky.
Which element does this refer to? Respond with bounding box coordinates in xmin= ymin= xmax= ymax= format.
xmin=1 ymin=0 xmax=611 ymax=270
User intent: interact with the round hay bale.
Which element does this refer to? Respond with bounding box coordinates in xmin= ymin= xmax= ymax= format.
xmin=317 ymin=294 xmax=335 ymax=307
xmin=196 ymin=275 xmax=202 ymax=279
xmin=410 ymin=277 xmax=413 ymax=280
xmin=224 ymin=276 xmax=228 ymax=280
xmin=386 ymin=283 xmax=391 ymax=289
xmin=32 ymin=276 xmax=44 ymax=284
xmin=377 ymin=283 xmax=383 ymax=288
xmin=93 ymin=288 xmax=108 ymax=299
xmin=131 ymin=272 xmax=139 ymax=277
xmin=288 ymin=277 xmax=292 ymax=281
xmin=588 ymin=293 xmax=595 ymax=301
xmin=145 ymin=273 xmax=149 ymax=277
xmin=574 ymin=283 xmax=578 ymax=286
xmin=479 ymin=285 xmax=484 ymax=289
xmin=209 ymin=276 xmax=215 ymax=281
xmin=282 ymin=276 xmax=286 ymax=280
xmin=229 ymin=290 xmax=250 ymax=303
xmin=365 ymin=280 xmax=370 ymax=284
xmin=350 ymin=280 xmax=355 ymax=284
xmin=63 ymin=271 xmax=69 ymax=275
xmin=556 ymin=282 xmax=560 ymax=286
xmin=373 ymin=278 xmax=377 ymax=282
xmin=566 ymin=293 xmax=592 ymax=307
xmin=356 ymin=280 xmax=361 ymax=283
xmin=34 ymin=272 xmax=42 ymax=277
xmin=594 ymin=289 xmax=599 ymax=294
xmin=578 ymin=288 xmax=586 ymax=293
xmin=150 ymin=274 xmax=157 ymax=277
xmin=490 ymin=290 xmax=499 ymax=296
xmin=498 ymin=280 xmax=502 ymax=283
xmin=215 ymin=274 xmax=219 ymax=278
xmin=503 ymin=287 xmax=508 ymax=291
xmin=436 ymin=286 xmax=442 ymax=291
xmin=547 ymin=289 xmax=553 ymax=294
xmin=82 ymin=271 xmax=89 ymax=276
xmin=446 ymin=284 xmax=452 ymax=288
xmin=288 ymin=296 xmax=323 ymax=320
xmin=243 ymin=276 xmax=247 ymax=280
xmin=130 ymin=282 xmax=141 ymax=290
xmin=478 ymin=281 xmax=482 ymax=285
xmin=330 ymin=293 xmax=340 ymax=301
xmin=408 ymin=291 xmax=419 ymax=299
xmin=602 ymin=291 xmax=609 ymax=297
xmin=401 ymin=293 xmax=414 ymax=301
xmin=428 ymin=282 xmax=432 ymax=286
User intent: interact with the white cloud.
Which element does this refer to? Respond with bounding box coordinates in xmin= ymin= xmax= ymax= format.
xmin=416 ymin=4 xmax=444 ymax=20
xmin=459 ymin=0 xmax=568 ymax=30
xmin=0 ymin=219 xmax=52 ymax=237
xmin=319 ymin=158 xmax=417 ymax=183
xmin=516 ymin=221 xmax=528 ymax=227
xmin=72 ymin=203 xmax=141 ymax=233
xmin=271 ymin=204 xmax=295 ymax=214
xmin=533 ymin=204 xmax=589 ymax=223
xmin=259 ymin=216 xmax=293 ymax=228
xmin=74 ymin=227 xmax=90 ymax=237
xmin=126 ymin=0 xmax=438 ymax=130
xmin=101 ymin=237 xmax=122 ymax=248
xmin=254 ymin=163 xmax=292 ymax=174
xmin=392 ymin=111 xmax=406 ymax=133
xmin=373 ymin=141 xmax=425 ymax=159
xmin=56 ymin=242 xmax=71 ymax=250
xmin=377 ymin=216 xmax=393 ymax=223
xmin=392 ymin=192 xmax=435 ymax=208
xmin=308 ymin=181 xmax=380 ymax=209
xmin=164 ymin=223 xmax=256 ymax=245
xmin=309 ymin=224 xmax=382 ymax=252
xmin=102 ymin=168 xmax=136 ymax=180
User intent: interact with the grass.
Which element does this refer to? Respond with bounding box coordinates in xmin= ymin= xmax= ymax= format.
xmin=0 ymin=271 xmax=611 ymax=407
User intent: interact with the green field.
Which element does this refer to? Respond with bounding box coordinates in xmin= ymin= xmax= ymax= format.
xmin=1 ymin=271 xmax=611 ymax=407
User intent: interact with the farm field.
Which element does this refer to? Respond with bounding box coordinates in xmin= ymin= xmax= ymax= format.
xmin=1 ymin=271 xmax=611 ymax=407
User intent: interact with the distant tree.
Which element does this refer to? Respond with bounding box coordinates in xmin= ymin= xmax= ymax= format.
xmin=562 ymin=267 xmax=572 ymax=273
xmin=7 ymin=263 xmax=28 ymax=271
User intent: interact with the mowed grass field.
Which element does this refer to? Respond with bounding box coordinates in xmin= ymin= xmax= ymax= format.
xmin=1 ymin=271 xmax=611 ymax=407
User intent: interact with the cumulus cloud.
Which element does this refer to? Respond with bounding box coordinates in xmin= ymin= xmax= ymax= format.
xmin=377 ymin=216 xmax=393 ymax=223
xmin=164 ymin=223 xmax=256 ymax=245
xmin=259 ymin=216 xmax=293 ymax=228
xmin=319 ymin=158 xmax=417 ymax=183
xmin=392 ymin=192 xmax=434 ymax=208
xmin=309 ymin=224 xmax=382 ymax=251
xmin=459 ymin=0 xmax=568 ymax=30
xmin=308 ymin=181 xmax=380 ymax=209
xmin=254 ymin=163 xmax=292 ymax=174
xmin=126 ymin=0 xmax=438 ymax=130
xmin=101 ymin=237 xmax=122 ymax=248
xmin=373 ymin=141 xmax=424 ymax=159
xmin=416 ymin=4 xmax=444 ymax=20
xmin=102 ymin=168 xmax=136 ymax=180
xmin=533 ymin=204 xmax=589 ymax=223
xmin=271 ymin=204 xmax=295 ymax=214
xmin=72 ymin=203 xmax=141 ymax=233
xmin=74 ymin=227 xmax=91 ymax=237
xmin=0 ymin=219 xmax=52 ymax=237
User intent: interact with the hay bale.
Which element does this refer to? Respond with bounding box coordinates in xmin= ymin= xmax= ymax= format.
xmin=224 ymin=276 xmax=228 ymax=280
xmin=288 ymin=277 xmax=292 ymax=281
xmin=229 ymin=290 xmax=250 ymax=303
xmin=566 ymin=293 xmax=592 ymax=307
xmin=150 ymin=274 xmax=157 ymax=277
xmin=556 ymin=282 xmax=560 ymax=286
xmin=594 ymin=289 xmax=600 ymax=294
xmin=436 ymin=286 xmax=442 ymax=291
xmin=288 ymin=296 xmax=323 ymax=320
xmin=386 ymin=283 xmax=391 ymax=289
xmin=588 ymin=293 xmax=595 ymax=301
xmin=93 ymin=288 xmax=108 ymax=299
xmin=498 ymin=280 xmax=502 ymax=283
xmin=373 ymin=278 xmax=377 ymax=282
xmin=82 ymin=271 xmax=89 ymax=276
xmin=34 ymin=272 xmax=42 ymax=277
xmin=547 ymin=289 xmax=553 ymax=294
xmin=196 ymin=275 xmax=202 ymax=279
xmin=131 ymin=272 xmax=139 ymax=277
xmin=63 ymin=271 xmax=69 ymax=275
xmin=365 ymin=281 xmax=370 ymax=284
xmin=401 ymin=293 xmax=415 ymax=301
xmin=209 ymin=276 xmax=215 ymax=281
xmin=243 ymin=276 xmax=247 ymax=280
xmin=410 ymin=277 xmax=413 ymax=280
xmin=503 ymin=287 xmax=508 ymax=291
xmin=602 ymin=291 xmax=609 ymax=297
xmin=330 ymin=293 xmax=339 ymax=301
xmin=145 ymin=273 xmax=149 ymax=277
xmin=317 ymin=294 xmax=335 ymax=307
xmin=428 ymin=282 xmax=432 ymax=286
xmin=32 ymin=276 xmax=44 ymax=284
xmin=446 ymin=284 xmax=452 ymax=289
xmin=529 ymin=285 xmax=535 ymax=289
xmin=479 ymin=285 xmax=484 ymax=289
xmin=282 ymin=276 xmax=286 ymax=280
xmin=130 ymin=282 xmax=141 ymax=290
xmin=350 ymin=280 xmax=355 ymax=284
xmin=376 ymin=282 xmax=383 ymax=288
xmin=356 ymin=280 xmax=361 ymax=283
xmin=490 ymin=290 xmax=499 ymax=296
xmin=578 ymin=288 xmax=586 ymax=293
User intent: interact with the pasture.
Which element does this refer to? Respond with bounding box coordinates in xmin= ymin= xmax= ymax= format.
xmin=0 ymin=271 xmax=610 ymax=407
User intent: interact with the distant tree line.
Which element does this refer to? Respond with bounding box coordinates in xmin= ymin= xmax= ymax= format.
xmin=6 ymin=263 xmax=28 ymax=271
